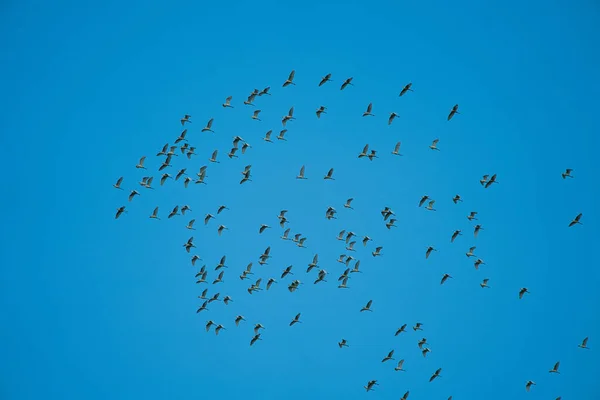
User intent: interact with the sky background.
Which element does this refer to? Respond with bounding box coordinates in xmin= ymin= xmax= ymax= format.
xmin=1 ymin=0 xmax=599 ymax=399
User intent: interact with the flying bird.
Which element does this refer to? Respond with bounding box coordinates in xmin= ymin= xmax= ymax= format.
xmin=202 ymin=118 xmax=214 ymax=133
xmin=282 ymin=70 xmax=296 ymax=87
xmin=316 ymin=106 xmax=327 ymax=118
xmin=429 ymin=139 xmax=440 ymax=151
xmin=251 ymin=110 xmax=262 ymax=121
xmin=388 ymin=112 xmax=399 ymax=125
xmin=360 ymin=300 xmax=373 ymax=312
xmin=296 ymin=165 xmax=307 ymax=179
xmin=340 ymin=77 xmax=354 ymax=90
xmin=381 ymin=350 xmax=395 ymax=363
xmin=113 ymin=177 xmax=124 ymax=189
xmin=135 ymin=156 xmax=147 ymax=169
xmin=222 ymin=96 xmax=234 ymax=108
xmin=319 ymin=73 xmax=332 ymax=86
xmin=363 ymin=103 xmax=374 ymax=117
xmin=324 ymin=168 xmax=335 ymax=180
xmin=448 ymin=104 xmax=460 ymax=121
xmin=180 ymin=114 xmax=191 ymax=125
xmin=399 ymin=83 xmax=413 ymax=96
xmin=430 ymin=368 xmax=442 ymax=382
xmin=392 ymin=142 xmax=403 ymax=156
xmin=569 ymin=213 xmax=583 ymax=227
xmin=549 ymin=361 xmax=560 ymax=374
xmin=395 ymin=359 xmax=406 ymax=371
xmin=289 ymin=313 xmax=302 ymax=326
xmin=562 ymin=168 xmax=573 ymax=179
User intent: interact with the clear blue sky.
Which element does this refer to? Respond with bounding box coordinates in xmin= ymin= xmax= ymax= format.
xmin=1 ymin=0 xmax=599 ymax=399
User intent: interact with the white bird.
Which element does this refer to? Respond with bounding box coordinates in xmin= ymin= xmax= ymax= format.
xmin=222 ymin=96 xmax=234 ymax=108
xmin=429 ymin=139 xmax=440 ymax=151
xmin=296 ymin=165 xmax=307 ymax=179
xmin=251 ymin=110 xmax=262 ymax=121
xmin=392 ymin=142 xmax=403 ymax=156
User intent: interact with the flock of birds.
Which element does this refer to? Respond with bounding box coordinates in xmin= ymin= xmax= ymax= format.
xmin=111 ymin=70 xmax=590 ymax=398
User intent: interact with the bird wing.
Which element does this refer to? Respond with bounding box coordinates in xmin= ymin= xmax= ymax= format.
xmin=288 ymin=70 xmax=295 ymax=80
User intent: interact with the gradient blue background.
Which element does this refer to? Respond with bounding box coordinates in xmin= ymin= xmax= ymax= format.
xmin=1 ymin=0 xmax=599 ymax=399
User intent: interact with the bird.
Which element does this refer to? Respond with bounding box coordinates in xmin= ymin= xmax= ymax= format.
xmin=316 ymin=106 xmax=327 ymax=118
xmin=419 ymin=195 xmax=429 ymax=207
xmin=168 ymin=206 xmax=180 ymax=219
xmin=430 ymin=368 xmax=442 ymax=382
xmin=149 ymin=207 xmax=160 ymax=220
xmin=338 ymin=339 xmax=349 ymax=348
xmin=381 ymin=350 xmax=395 ymax=362
xmin=115 ymin=206 xmax=127 ymax=219
xmin=392 ymin=142 xmax=403 ymax=156
xmin=388 ymin=112 xmax=399 ymax=125
xmin=474 ymin=224 xmax=483 ymax=237
xmin=372 ymin=246 xmax=383 ymax=257
xmin=440 ymin=273 xmax=452 ymax=285
xmin=362 ymin=103 xmax=374 ymax=117
xmin=281 ymin=107 xmax=295 ymax=127
xmin=222 ymin=96 xmax=234 ymax=108
xmin=258 ymin=86 xmax=271 ymax=96
xmin=344 ymin=198 xmax=354 ymax=209
xmin=244 ymin=93 xmax=256 ymax=106
xmin=277 ymin=129 xmax=288 ymax=141
xmin=340 ymin=77 xmax=354 ymax=90
xmin=175 ymin=129 xmax=188 ymax=143
xmin=467 ymin=211 xmax=478 ymax=221
xmin=429 ymin=138 xmax=440 ymax=151
xmin=250 ymin=334 xmax=261 ymax=346
xmin=360 ymin=300 xmax=373 ymax=312
xmin=209 ymin=150 xmax=219 ymax=163
xmin=413 ymin=323 xmax=423 ymax=331
xmin=549 ymin=361 xmax=561 ymax=373
xmin=259 ymin=224 xmax=270 ymax=234
xmin=296 ymin=165 xmax=307 ymax=179
xmin=135 ymin=156 xmax=147 ymax=169
xmin=422 ymin=347 xmax=431 ymax=357
xmin=128 ymin=190 xmax=140 ymax=202
xmin=452 ymin=194 xmax=463 ymax=204
xmin=425 ymin=200 xmax=436 ymax=211
xmin=578 ymin=337 xmax=590 ymax=349
xmin=217 ymin=225 xmax=228 ymax=236
xmin=266 ymin=278 xmax=277 ymax=290
xmin=319 ymin=73 xmax=332 ymax=86
xmin=358 ymin=144 xmax=370 ymax=158
xmin=569 ymin=213 xmax=583 ymax=227
xmin=562 ymin=168 xmax=574 ymax=179
xmin=395 ymin=359 xmax=406 ymax=371
xmin=451 ymin=230 xmax=462 ymax=242
xmin=251 ymin=110 xmax=261 ymax=121
xmin=425 ymin=246 xmax=437 ymax=259
xmin=186 ymin=219 xmax=196 ymax=230
xmin=324 ymin=168 xmax=335 ymax=180
xmin=399 ymin=83 xmax=413 ymax=96
xmin=480 ymin=278 xmax=491 ymax=288
xmin=364 ymin=380 xmax=378 ymax=392
xmin=525 ymin=381 xmax=536 ymax=392
xmin=519 ymin=287 xmax=530 ymax=299
xmin=289 ymin=313 xmax=302 ymax=326
xmin=466 ymin=246 xmax=477 ymax=257
xmin=180 ymin=114 xmax=191 ymax=125
xmin=214 ymin=324 xmax=225 ymax=335
xmin=448 ymin=104 xmax=460 ymax=120
xmin=400 ymin=391 xmax=410 ymax=400
xmin=113 ymin=177 xmax=124 ymax=189
xmin=485 ymin=173 xmax=498 ymax=188
xmin=395 ymin=324 xmax=407 ymax=336
xmin=202 ymin=118 xmax=214 ymax=133
xmin=282 ymin=70 xmax=296 ymax=87
xmin=263 ymin=130 xmax=273 ymax=143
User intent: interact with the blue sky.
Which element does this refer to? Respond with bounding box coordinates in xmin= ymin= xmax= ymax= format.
xmin=1 ymin=0 xmax=599 ymax=399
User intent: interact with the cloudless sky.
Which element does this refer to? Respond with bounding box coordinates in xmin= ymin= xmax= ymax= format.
xmin=1 ymin=0 xmax=599 ymax=399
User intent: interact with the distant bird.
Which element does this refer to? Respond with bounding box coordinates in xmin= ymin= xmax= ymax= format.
xmin=168 ymin=206 xmax=180 ymax=218
xmin=474 ymin=259 xmax=485 ymax=269
xmin=395 ymin=324 xmax=407 ymax=336
xmin=316 ymin=106 xmax=327 ymax=118
xmin=466 ymin=246 xmax=477 ymax=257
xmin=136 ymin=156 xmax=147 ymax=169
xmin=324 ymin=168 xmax=335 ymax=180
xmin=358 ymin=144 xmax=369 ymax=158
xmin=440 ymin=273 xmax=452 ymax=285
xmin=468 ymin=211 xmax=478 ymax=221
xmin=430 ymin=368 xmax=442 ymax=382
xmin=364 ymin=380 xmax=378 ymax=392
xmin=569 ymin=213 xmax=583 ymax=227
xmin=217 ymin=225 xmax=228 ymax=236
xmin=480 ymin=278 xmax=491 ymax=288
xmin=363 ymin=103 xmax=374 ymax=117
xmin=214 ymin=324 xmax=225 ymax=335
xmin=263 ymin=130 xmax=273 ymax=143
xmin=372 ymin=246 xmax=383 ymax=257
xmin=205 ymin=320 xmax=215 ymax=332
xmin=474 ymin=224 xmax=483 ymax=237
xmin=289 ymin=313 xmax=302 ymax=326
xmin=258 ymin=86 xmax=271 ymax=96
xmin=422 ymin=347 xmax=431 ymax=358
xmin=413 ymin=323 xmax=423 ymax=331
xmin=344 ymin=198 xmax=354 ymax=209
xmin=201 ymin=118 xmax=215 ymax=133
xmin=549 ymin=361 xmax=560 ymax=374
xmin=425 ymin=246 xmax=437 ymax=259
xmin=429 ymin=139 xmax=440 ymax=151
xmin=381 ymin=350 xmax=395 ymax=363
xmin=250 ymin=333 xmax=262 ymax=346
xmin=266 ymin=278 xmax=277 ymax=290
xmin=400 ymin=391 xmax=410 ymax=400
xmin=362 ymin=236 xmax=371 ymax=247
xmin=181 ymin=204 xmax=191 ymax=215
xmin=281 ymin=265 xmax=293 ymax=279
xmin=340 ymin=77 xmax=354 ymax=90
xmin=388 ymin=112 xmax=399 ymax=125
xmin=338 ymin=339 xmax=349 ymax=348
xmin=319 ymin=73 xmax=332 ymax=86
xmin=277 ymin=129 xmax=287 ymax=141
xmin=209 ymin=150 xmax=219 ymax=163
xmin=222 ymin=96 xmax=234 ymax=108
xmin=149 ymin=207 xmax=160 ymax=220
xmin=452 ymin=195 xmax=463 ymax=204
xmin=360 ymin=300 xmax=373 ymax=312
xmin=399 ymin=83 xmax=413 ymax=96
xmin=562 ymin=168 xmax=573 ymax=179
xmin=175 ymin=129 xmax=188 ymax=143
xmin=180 ymin=114 xmax=191 ymax=125
xmin=519 ymin=287 xmax=530 ymax=299
xmin=296 ymin=165 xmax=307 ymax=179
xmin=419 ymin=195 xmax=429 ymax=207
xmin=425 ymin=200 xmax=436 ymax=211
xmin=395 ymin=359 xmax=406 ymax=371
xmin=186 ymin=219 xmax=196 ymax=230
xmin=447 ymin=104 xmax=460 ymax=121
xmin=578 ymin=337 xmax=590 ymax=349
xmin=251 ymin=110 xmax=262 ymax=121
xmin=451 ymin=230 xmax=462 ymax=242
xmin=525 ymin=381 xmax=536 ymax=392
xmin=113 ymin=177 xmax=124 ymax=190
xmin=392 ymin=142 xmax=403 ymax=156
xmin=259 ymin=224 xmax=270 ymax=234
xmin=115 ymin=206 xmax=127 ymax=219
xmin=484 ymin=173 xmax=498 ymax=188
xmin=244 ymin=93 xmax=256 ymax=106
xmin=128 ymin=190 xmax=140 ymax=202
xmin=282 ymin=70 xmax=296 ymax=87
